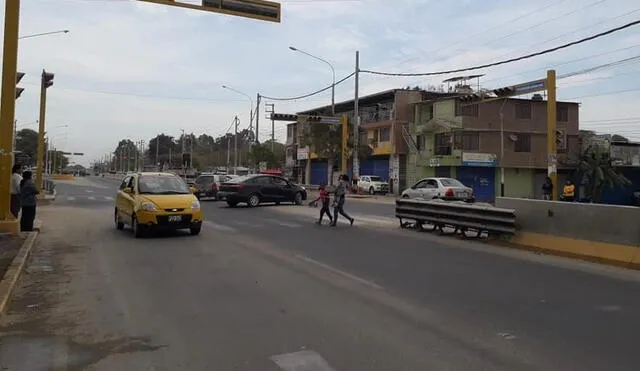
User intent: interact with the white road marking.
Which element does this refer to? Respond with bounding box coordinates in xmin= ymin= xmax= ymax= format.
xmin=266 ymin=219 xmax=302 ymax=228
xmin=204 ymin=220 xmax=237 ymax=232
xmin=103 ymin=196 xmax=114 ymax=201
xmin=296 ymin=254 xmax=383 ymax=290
xmin=87 ymin=196 xmax=96 ymax=200
xmin=271 ymin=350 xmax=337 ymax=371
xmin=85 ymin=189 xmax=94 ymax=193
xmin=66 ymin=197 xmax=75 ymax=201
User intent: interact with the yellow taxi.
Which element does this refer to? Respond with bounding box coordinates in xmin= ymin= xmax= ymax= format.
xmin=114 ymin=172 xmax=204 ymax=238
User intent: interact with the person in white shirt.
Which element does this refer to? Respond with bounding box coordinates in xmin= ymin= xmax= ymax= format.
xmin=10 ymin=164 xmax=22 ymax=218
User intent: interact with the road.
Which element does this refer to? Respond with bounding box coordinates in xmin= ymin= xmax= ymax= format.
xmin=1 ymin=175 xmax=639 ymax=370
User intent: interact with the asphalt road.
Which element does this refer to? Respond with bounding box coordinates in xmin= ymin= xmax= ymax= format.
xmin=49 ymin=175 xmax=120 ymax=207
xmin=2 ymin=178 xmax=639 ymax=370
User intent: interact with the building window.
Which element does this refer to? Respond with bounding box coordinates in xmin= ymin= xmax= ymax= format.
xmin=557 ymin=104 xmax=569 ymax=122
xmin=514 ymin=134 xmax=531 ymax=152
xmin=515 ymin=102 xmax=532 ymax=119
xmin=416 ymin=135 xmax=424 ymax=151
xmin=455 ymin=132 xmax=479 ymax=151
xmin=461 ymin=104 xmax=479 ymax=117
xmin=379 ymin=127 xmax=391 ymax=142
xmin=435 ymin=133 xmax=452 ymax=156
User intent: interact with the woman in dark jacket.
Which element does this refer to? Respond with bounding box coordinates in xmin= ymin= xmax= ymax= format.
xmin=19 ymin=170 xmax=39 ymax=231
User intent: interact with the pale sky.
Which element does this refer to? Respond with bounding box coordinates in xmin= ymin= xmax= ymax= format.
xmin=6 ymin=0 xmax=640 ymax=166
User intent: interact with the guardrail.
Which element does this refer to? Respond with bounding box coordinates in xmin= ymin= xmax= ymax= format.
xmin=395 ymin=198 xmax=516 ymax=238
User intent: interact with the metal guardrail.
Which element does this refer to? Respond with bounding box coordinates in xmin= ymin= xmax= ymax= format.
xmin=395 ymin=198 xmax=516 ymax=238
xmin=43 ymin=179 xmax=56 ymax=194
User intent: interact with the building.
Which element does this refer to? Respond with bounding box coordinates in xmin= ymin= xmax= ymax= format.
xmin=285 ymin=88 xmax=454 ymax=192
xmin=405 ymin=91 xmax=581 ymax=202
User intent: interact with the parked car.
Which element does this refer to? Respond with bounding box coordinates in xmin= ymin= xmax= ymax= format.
xmin=194 ymin=173 xmax=234 ymax=200
xmin=217 ymin=174 xmax=307 ymax=207
xmin=357 ymin=175 xmax=389 ymax=195
xmin=114 ymin=172 xmax=203 ymax=238
xmin=401 ymin=177 xmax=474 ymax=202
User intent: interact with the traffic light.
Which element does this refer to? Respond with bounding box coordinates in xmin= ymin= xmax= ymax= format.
xmin=555 ymin=129 xmax=566 ymax=150
xmin=15 ymin=72 xmax=24 ymax=100
xmin=271 ymin=113 xmax=298 ymax=122
xmin=41 ymin=70 xmax=54 ymax=89
xmin=306 ymin=115 xmax=322 ymax=122
xmin=493 ymin=86 xmax=515 ymax=97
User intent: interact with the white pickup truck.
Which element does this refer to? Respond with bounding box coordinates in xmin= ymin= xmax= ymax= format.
xmin=357 ymin=175 xmax=389 ymax=195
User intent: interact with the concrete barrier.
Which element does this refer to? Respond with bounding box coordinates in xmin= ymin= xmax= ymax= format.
xmin=495 ymin=197 xmax=640 ymax=269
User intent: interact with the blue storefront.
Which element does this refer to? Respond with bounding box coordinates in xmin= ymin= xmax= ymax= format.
xmin=359 ymin=156 xmax=390 ymax=180
xmin=457 ymin=153 xmax=497 ymax=203
xmin=310 ymin=160 xmax=329 ymax=185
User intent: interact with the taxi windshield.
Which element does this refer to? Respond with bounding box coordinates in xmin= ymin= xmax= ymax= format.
xmin=138 ymin=175 xmax=191 ymax=195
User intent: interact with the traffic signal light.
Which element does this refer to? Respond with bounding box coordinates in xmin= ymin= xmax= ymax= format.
xmin=41 ymin=70 xmax=54 ymax=89
xmin=555 ymin=129 xmax=566 ymax=149
xmin=16 ymin=72 xmax=24 ymax=100
xmin=493 ymin=86 xmax=514 ymax=97
xmin=306 ymin=115 xmax=322 ymax=122
xmin=271 ymin=113 xmax=298 ymax=122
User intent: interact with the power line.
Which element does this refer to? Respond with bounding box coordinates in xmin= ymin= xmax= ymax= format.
xmin=360 ymin=20 xmax=640 ymax=77
xmin=260 ymin=72 xmax=355 ymax=101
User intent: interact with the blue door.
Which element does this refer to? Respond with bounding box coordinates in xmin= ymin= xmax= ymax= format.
xmin=360 ymin=157 xmax=390 ymax=180
xmin=456 ymin=166 xmax=496 ymax=203
xmin=311 ymin=161 xmax=328 ymax=185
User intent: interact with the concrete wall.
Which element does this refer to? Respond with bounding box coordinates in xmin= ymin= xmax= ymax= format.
xmin=496 ymin=197 xmax=640 ymax=247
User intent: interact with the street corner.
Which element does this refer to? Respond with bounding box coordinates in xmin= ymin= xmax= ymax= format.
xmin=0 ymin=231 xmax=38 ymax=315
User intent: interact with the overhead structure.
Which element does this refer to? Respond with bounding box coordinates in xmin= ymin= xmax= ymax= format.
xmin=138 ymin=0 xmax=281 ymax=22
xmin=270 ymin=113 xmax=340 ymax=125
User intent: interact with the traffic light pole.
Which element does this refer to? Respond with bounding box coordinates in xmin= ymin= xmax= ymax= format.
xmin=36 ymin=72 xmax=49 ymax=192
xmin=546 ymin=70 xmax=558 ymax=200
xmin=0 ymin=0 xmax=20 ymax=229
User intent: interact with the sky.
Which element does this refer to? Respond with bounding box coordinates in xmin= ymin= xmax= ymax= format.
xmin=3 ymin=0 xmax=640 ymax=166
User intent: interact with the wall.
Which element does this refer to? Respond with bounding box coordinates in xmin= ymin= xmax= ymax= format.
xmin=503 ymin=168 xmax=535 ymax=198
xmin=496 ymin=197 xmax=640 ymax=247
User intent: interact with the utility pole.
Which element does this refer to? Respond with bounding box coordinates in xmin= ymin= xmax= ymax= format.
xmin=352 ymin=50 xmax=360 ymax=181
xmin=36 ymin=70 xmax=54 ymax=192
xmin=256 ymin=93 xmax=261 ymax=144
xmin=265 ymin=103 xmax=275 ymax=152
xmin=155 ymin=136 xmax=160 ymax=170
xmin=189 ymin=135 xmax=193 ymax=170
xmin=546 ymin=70 xmax=558 ymax=200
xmin=234 ymin=116 xmax=239 ymax=175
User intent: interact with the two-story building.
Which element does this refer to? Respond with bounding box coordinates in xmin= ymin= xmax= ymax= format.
xmin=406 ymin=92 xmax=581 ymax=202
xmin=286 ymin=88 xmax=453 ymax=193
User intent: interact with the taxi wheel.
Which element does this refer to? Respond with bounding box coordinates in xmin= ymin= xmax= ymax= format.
xmin=190 ymin=226 xmax=201 ymax=236
xmin=247 ymin=194 xmax=260 ymax=207
xmin=114 ymin=209 xmax=124 ymax=230
xmin=369 ymin=187 xmax=375 ymax=195
xmin=132 ymin=215 xmax=144 ymax=238
xmin=294 ymin=192 xmax=303 ymax=205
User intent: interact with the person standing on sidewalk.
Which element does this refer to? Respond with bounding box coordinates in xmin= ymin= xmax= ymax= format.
xmin=19 ymin=170 xmax=39 ymax=232
xmin=330 ymin=174 xmax=354 ymax=227
xmin=10 ymin=164 xmax=22 ymax=218
xmin=542 ymin=177 xmax=553 ymax=200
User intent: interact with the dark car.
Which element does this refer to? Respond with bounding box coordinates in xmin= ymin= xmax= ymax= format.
xmin=217 ymin=174 xmax=307 ymax=207
xmin=194 ymin=174 xmax=233 ymax=200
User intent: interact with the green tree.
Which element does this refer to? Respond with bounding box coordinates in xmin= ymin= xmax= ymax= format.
xmin=113 ymin=139 xmax=141 ymax=171
xmin=579 ymin=144 xmax=631 ymax=203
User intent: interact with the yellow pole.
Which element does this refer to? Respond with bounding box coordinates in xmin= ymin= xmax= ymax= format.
xmin=546 ymin=69 xmax=557 ymax=200
xmin=341 ymin=115 xmax=348 ymax=174
xmin=35 ymin=72 xmax=47 ymax=192
xmin=0 ymin=0 xmax=21 ymax=221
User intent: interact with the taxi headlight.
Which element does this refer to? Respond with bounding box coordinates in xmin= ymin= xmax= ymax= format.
xmin=140 ymin=202 xmax=158 ymax=212
xmin=191 ymin=200 xmax=201 ymax=210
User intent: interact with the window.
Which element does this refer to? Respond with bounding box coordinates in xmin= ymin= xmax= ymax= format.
xmin=439 ymin=178 xmax=465 ymax=187
xmin=127 ymin=176 xmax=135 ymax=189
xmin=425 ymin=179 xmax=438 ymax=189
xmin=119 ymin=176 xmax=131 ymax=190
xmin=515 ymin=102 xmax=532 ymax=119
xmin=435 ymin=133 xmax=452 ymax=155
xmin=557 ymin=104 xmax=569 ymax=122
xmin=379 ymin=127 xmax=391 ymax=142
xmin=414 ymin=180 xmax=428 ymax=189
xmin=514 ymin=134 xmax=531 ymax=152
xmin=461 ymin=104 xmax=479 ymax=117
xmin=369 ymin=176 xmax=382 ymax=182
xmin=138 ymin=175 xmax=190 ymax=194
xmin=416 ymin=135 xmax=424 ymax=151
xmin=455 ymin=132 xmax=479 ymax=151
xmin=271 ymin=177 xmax=288 ymax=186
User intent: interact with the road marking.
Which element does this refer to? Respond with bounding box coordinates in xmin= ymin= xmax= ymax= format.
xmin=266 ymin=219 xmax=302 ymax=228
xmin=85 ymin=189 xmax=94 ymax=193
xmin=296 ymin=254 xmax=383 ymax=290
xmin=271 ymin=350 xmax=337 ymax=371
xmin=103 ymin=196 xmax=114 ymax=201
xmin=66 ymin=196 xmax=75 ymax=201
xmin=87 ymin=196 xmax=96 ymax=200
xmin=204 ymin=220 xmax=237 ymax=232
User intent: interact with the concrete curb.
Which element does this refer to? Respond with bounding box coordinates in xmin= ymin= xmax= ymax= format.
xmin=0 ymin=230 xmax=39 ymax=315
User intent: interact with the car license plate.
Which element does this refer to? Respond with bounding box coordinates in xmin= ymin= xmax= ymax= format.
xmin=168 ymin=215 xmax=182 ymax=222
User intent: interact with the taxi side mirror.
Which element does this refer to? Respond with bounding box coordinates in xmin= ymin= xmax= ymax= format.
xmin=123 ymin=187 xmax=133 ymax=194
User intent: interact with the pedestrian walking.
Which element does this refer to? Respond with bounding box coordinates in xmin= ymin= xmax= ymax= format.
xmin=542 ymin=176 xmax=553 ymax=200
xmin=330 ymin=174 xmax=354 ymax=227
xmin=10 ymin=164 xmax=22 ymax=218
xmin=19 ymin=170 xmax=39 ymax=232
xmin=310 ymin=185 xmax=332 ymax=225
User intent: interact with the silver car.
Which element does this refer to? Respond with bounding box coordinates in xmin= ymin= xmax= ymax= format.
xmin=401 ymin=177 xmax=474 ymax=202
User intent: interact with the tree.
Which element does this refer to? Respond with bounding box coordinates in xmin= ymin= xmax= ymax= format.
xmin=578 ymin=144 xmax=631 ymax=203
xmin=249 ymin=141 xmax=286 ymax=168
xmin=113 ymin=139 xmax=141 ymax=171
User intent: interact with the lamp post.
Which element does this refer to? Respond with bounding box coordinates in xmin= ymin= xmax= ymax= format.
xmin=19 ymin=29 xmax=69 ymax=40
xmin=222 ymin=85 xmax=254 ymax=142
xmin=289 ymin=46 xmax=336 ymax=115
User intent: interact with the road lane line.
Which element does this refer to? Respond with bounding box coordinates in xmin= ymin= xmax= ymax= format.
xmin=103 ymin=196 xmax=114 ymax=200
xmin=66 ymin=196 xmax=75 ymax=201
xmin=203 ymin=220 xmax=237 ymax=232
xmin=266 ymin=219 xmax=302 ymax=228
xmin=87 ymin=196 xmax=96 ymax=200
xmin=271 ymin=350 xmax=337 ymax=371
xmin=85 ymin=189 xmax=94 ymax=193
xmin=296 ymin=254 xmax=383 ymax=290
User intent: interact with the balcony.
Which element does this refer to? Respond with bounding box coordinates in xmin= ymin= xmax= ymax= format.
xmin=369 ymin=141 xmax=392 ymax=156
xmin=416 ymin=149 xmax=462 ymax=168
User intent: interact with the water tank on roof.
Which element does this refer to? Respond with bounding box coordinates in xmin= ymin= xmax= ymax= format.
xmin=454 ymin=84 xmax=473 ymax=94
xmin=532 ymin=94 xmax=544 ymax=101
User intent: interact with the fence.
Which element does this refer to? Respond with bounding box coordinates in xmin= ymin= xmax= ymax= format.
xmin=395 ymin=198 xmax=516 ymax=238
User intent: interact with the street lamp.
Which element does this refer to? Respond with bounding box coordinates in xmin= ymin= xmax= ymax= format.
xmin=19 ymin=29 xmax=69 ymax=40
xmin=289 ymin=46 xmax=336 ymax=115
xmin=222 ymin=85 xmax=254 ymax=141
